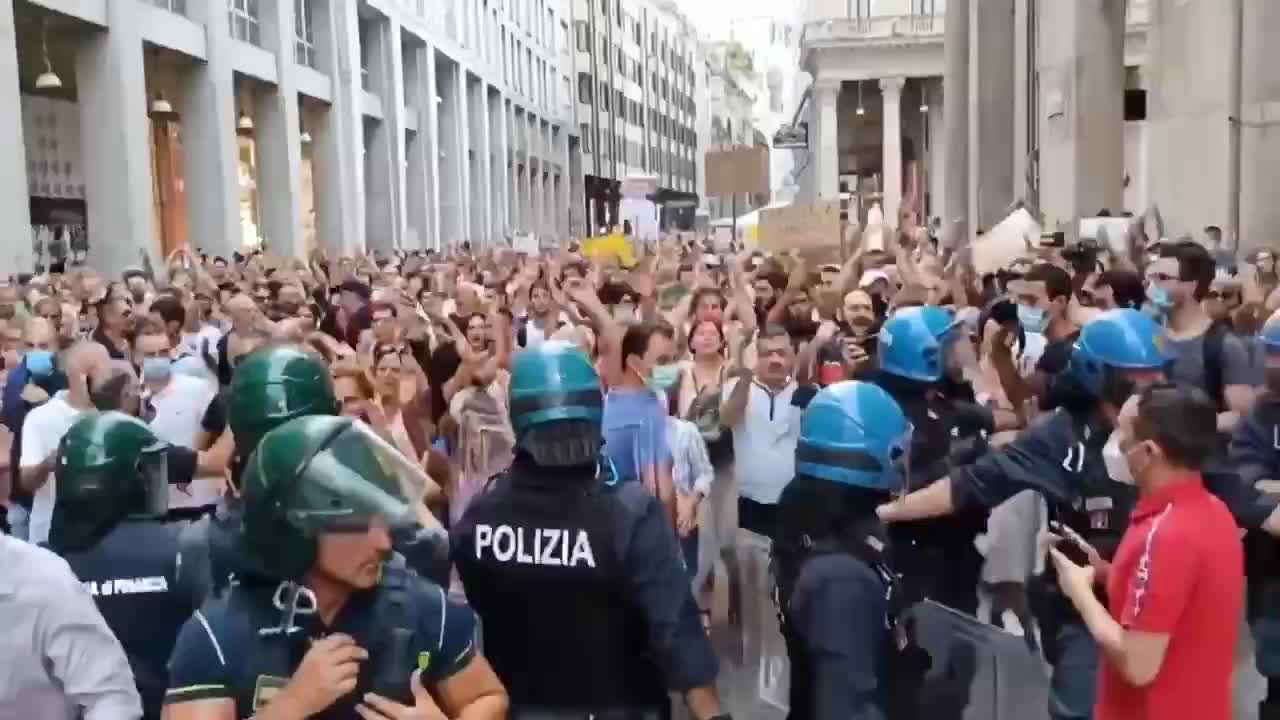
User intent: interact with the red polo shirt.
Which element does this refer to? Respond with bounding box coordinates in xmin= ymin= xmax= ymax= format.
xmin=1097 ymin=477 xmax=1244 ymax=720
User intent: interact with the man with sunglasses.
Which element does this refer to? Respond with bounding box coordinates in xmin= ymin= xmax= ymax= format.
xmin=879 ymin=308 xmax=1280 ymax=720
xmin=47 ymin=411 xmax=214 ymax=720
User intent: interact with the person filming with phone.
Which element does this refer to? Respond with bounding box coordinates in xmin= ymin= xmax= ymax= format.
xmin=1048 ymin=384 xmax=1244 ymax=720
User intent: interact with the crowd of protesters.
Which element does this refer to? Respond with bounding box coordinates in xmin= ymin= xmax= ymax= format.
xmin=4 ymin=205 xmax=1280 ymax=719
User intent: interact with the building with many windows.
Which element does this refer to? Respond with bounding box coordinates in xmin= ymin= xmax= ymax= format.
xmin=1 ymin=0 xmax=579 ymax=276
xmin=571 ymin=0 xmax=701 ymax=233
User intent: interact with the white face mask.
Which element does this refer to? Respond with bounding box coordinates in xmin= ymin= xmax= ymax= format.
xmin=1102 ymin=430 xmax=1135 ymax=486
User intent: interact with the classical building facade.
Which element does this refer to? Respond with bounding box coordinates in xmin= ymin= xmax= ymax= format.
xmin=1 ymin=0 xmax=579 ymax=276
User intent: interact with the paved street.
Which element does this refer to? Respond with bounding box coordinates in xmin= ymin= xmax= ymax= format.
xmin=677 ymin=616 xmax=1266 ymax=719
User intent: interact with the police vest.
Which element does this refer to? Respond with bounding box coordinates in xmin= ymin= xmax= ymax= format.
xmin=1053 ymin=412 xmax=1135 ymax=559
xmin=454 ymin=471 xmax=667 ymax=709
xmin=883 ymin=388 xmax=989 ymax=561
xmin=223 ymin=566 xmax=445 ymax=718
xmin=777 ymin=534 xmax=925 ymax=720
xmin=1041 ymin=411 xmax=1136 ymax=631
xmin=63 ymin=520 xmax=196 ymax=719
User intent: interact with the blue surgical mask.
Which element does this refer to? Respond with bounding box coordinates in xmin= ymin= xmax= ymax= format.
xmin=1147 ymin=285 xmax=1174 ymax=312
xmin=141 ymin=356 xmax=173 ymax=384
xmin=646 ymin=363 xmax=680 ymax=393
xmin=25 ymin=349 xmax=55 ymax=377
xmin=1016 ymin=304 xmax=1049 ymax=334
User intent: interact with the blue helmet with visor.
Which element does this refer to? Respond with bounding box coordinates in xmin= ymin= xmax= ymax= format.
xmin=1067 ymin=308 xmax=1170 ymax=400
xmin=795 ymin=381 xmax=912 ymax=492
xmin=878 ymin=305 xmax=959 ymax=383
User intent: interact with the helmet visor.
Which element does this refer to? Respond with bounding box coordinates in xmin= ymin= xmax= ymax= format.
xmin=892 ymin=423 xmax=915 ymax=498
xmin=137 ymin=448 xmax=171 ymax=517
xmin=292 ymin=420 xmax=431 ymax=534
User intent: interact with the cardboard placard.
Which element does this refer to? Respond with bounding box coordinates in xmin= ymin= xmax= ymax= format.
xmin=758 ymin=201 xmax=842 ymax=263
xmin=972 ymin=208 xmax=1042 ymax=276
xmin=705 ymin=146 xmax=770 ymax=197
xmin=1078 ymin=217 xmax=1131 ymax=255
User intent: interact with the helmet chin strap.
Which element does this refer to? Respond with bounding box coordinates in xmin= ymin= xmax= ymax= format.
xmin=259 ymin=581 xmax=318 ymax=637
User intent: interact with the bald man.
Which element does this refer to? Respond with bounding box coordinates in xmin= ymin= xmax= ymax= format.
xmin=19 ymin=340 xmax=110 ymax=543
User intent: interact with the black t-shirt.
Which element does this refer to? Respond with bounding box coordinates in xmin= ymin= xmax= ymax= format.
xmin=201 ymin=391 xmax=228 ymax=436
xmin=92 ymin=328 xmax=129 ymax=360
xmin=1035 ymin=333 xmax=1078 ymax=376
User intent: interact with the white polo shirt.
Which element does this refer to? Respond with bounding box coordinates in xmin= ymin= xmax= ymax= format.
xmin=723 ymin=376 xmax=802 ymax=505
xmin=149 ymin=373 xmax=220 ymax=509
xmin=20 ymin=391 xmax=86 ymax=544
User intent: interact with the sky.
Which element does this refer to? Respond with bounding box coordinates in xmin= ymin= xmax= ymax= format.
xmin=677 ymin=0 xmax=798 ymax=40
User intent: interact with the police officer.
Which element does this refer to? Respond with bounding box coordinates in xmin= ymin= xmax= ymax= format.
xmin=1231 ymin=310 xmax=1280 ymax=720
xmin=48 ymin=411 xmax=213 ymax=720
xmin=774 ymin=381 xmax=917 ymax=720
xmin=880 ymin=308 xmax=1280 ymax=720
xmin=211 ymin=344 xmax=449 ymax=589
xmin=451 ymin=341 xmax=728 ymax=720
xmin=872 ymin=305 xmax=993 ymax=614
xmin=164 ymin=414 xmax=508 ymax=719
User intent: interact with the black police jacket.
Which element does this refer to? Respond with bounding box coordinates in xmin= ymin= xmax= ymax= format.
xmin=61 ymin=518 xmax=211 ymax=719
xmin=1230 ymin=392 xmax=1280 ymax=526
xmin=450 ymin=457 xmax=718 ymax=711
xmin=778 ymin=519 xmax=897 ymax=720
xmin=1229 ymin=393 xmax=1280 ymax=589
xmin=874 ymin=373 xmax=992 ymax=611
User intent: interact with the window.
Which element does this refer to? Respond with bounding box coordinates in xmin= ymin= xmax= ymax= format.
xmin=615 ymin=90 xmax=624 ymax=115
xmin=581 ymin=123 xmax=592 ymax=153
xmin=294 ymin=0 xmax=316 ymax=67
xmin=578 ymin=73 xmax=593 ymax=104
xmin=600 ymin=82 xmax=610 ymax=111
xmin=229 ymin=0 xmax=261 ymax=45
xmin=616 ymin=47 xmax=625 ymax=71
xmin=149 ymin=0 xmax=186 ymax=13
xmin=575 ymin=21 xmax=590 ymax=51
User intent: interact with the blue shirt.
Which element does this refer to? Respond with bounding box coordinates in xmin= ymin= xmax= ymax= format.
xmin=165 ymin=574 xmax=477 ymax=716
xmin=602 ymin=389 xmax=671 ymax=485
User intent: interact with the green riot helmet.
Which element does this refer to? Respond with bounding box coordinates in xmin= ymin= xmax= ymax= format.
xmin=508 ymin=340 xmax=604 ymax=466
xmin=49 ymin=411 xmax=170 ymax=553
xmin=239 ymin=415 xmax=432 ymax=581
xmin=227 ymin=345 xmax=340 ymax=456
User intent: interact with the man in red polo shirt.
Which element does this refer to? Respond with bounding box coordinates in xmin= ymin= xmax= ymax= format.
xmin=1050 ymin=383 xmax=1244 ymax=720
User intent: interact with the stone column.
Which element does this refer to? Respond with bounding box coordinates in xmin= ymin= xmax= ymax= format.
xmin=0 ymin=1 xmax=32 ymax=272
xmin=811 ymin=78 xmax=840 ymax=200
xmin=454 ymin=64 xmax=472 ymax=244
xmin=76 ymin=6 xmax=157 ymax=276
xmin=425 ymin=47 xmax=441 ymax=250
xmin=404 ymin=44 xmax=430 ymax=251
xmin=942 ymin=0 xmax=970 ymax=244
xmin=311 ymin=0 xmax=365 ymax=254
xmin=1072 ymin=0 xmax=1126 ymax=224
xmin=970 ymin=0 xmax=1016 ymax=232
xmin=255 ymin=0 xmax=305 ymax=257
xmin=181 ymin=0 xmax=241 ymax=259
xmin=880 ymin=77 xmax=905 ymax=227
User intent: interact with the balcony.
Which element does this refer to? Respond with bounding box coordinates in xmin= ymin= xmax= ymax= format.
xmin=800 ymin=14 xmax=943 ymax=51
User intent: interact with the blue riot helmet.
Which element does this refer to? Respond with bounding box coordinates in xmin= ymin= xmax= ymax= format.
xmin=1261 ymin=309 xmax=1280 ymax=354
xmin=1067 ymin=308 xmax=1170 ymax=403
xmin=795 ymin=381 xmax=912 ymax=492
xmin=878 ymin=305 xmax=958 ymax=383
xmin=508 ymin=340 xmax=605 ymax=466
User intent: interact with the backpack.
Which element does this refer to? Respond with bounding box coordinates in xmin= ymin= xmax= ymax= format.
xmin=448 ymin=387 xmax=515 ymax=526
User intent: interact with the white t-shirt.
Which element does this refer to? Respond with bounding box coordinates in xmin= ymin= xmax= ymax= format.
xmin=722 ymin=377 xmax=802 ymax=505
xmin=148 ymin=374 xmax=220 ymax=509
xmin=20 ymin=391 xmax=86 ymax=544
